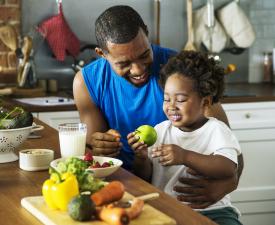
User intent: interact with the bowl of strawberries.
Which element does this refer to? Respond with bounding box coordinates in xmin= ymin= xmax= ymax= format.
xmin=84 ymin=152 xmax=123 ymax=178
xmin=50 ymin=152 xmax=123 ymax=178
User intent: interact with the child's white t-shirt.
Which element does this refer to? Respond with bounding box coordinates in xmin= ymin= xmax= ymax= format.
xmin=149 ymin=117 xmax=241 ymax=213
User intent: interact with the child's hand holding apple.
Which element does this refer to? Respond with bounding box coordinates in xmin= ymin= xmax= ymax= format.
xmin=127 ymin=125 xmax=157 ymax=159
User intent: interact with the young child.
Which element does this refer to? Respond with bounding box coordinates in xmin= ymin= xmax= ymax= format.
xmin=128 ymin=51 xmax=242 ymax=225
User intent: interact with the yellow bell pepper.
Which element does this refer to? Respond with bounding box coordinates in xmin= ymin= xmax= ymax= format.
xmin=42 ymin=172 xmax=79 ymax=211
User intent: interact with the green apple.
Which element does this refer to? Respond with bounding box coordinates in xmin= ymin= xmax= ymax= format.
xmin=135 ymin=125 xmax=157 ymax=146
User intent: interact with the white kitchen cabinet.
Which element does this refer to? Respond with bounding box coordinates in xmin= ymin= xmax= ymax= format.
xmin=222 ymin=101 xmax=275 ymax=225
xmin=36 ymin=111 xmax=80 ymax=130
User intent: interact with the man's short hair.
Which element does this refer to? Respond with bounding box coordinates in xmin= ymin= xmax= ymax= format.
xmin=95 ymin=5 xmax=148 ymax=52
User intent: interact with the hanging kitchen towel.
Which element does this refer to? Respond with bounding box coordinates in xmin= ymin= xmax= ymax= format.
xmin=37 ymin=1 xmax=80 ymax=61
xmin=217 ymin=1 xmax=255 ymax=48
xmin=193 ymin=5 xmax=228 ymax=53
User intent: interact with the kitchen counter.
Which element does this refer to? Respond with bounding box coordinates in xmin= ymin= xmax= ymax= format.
xmin=222 ymin=83 xmax=275 ymax=103
xmin=2 ymin=83 xmax=275 ymax=112
xmin=1 ymin=95 xmax=77 ymax=112
xmin=0 ymin=119 xmax=215 ymax=225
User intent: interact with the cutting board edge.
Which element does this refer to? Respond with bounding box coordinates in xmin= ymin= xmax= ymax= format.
xmin=21 ymin=196 xmax=56 ymax=225
xmin=21 ymin=195 xmax=177 ymax=225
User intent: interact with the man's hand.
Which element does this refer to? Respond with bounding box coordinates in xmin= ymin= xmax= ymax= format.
xmin=174 ymin=168 xmax=238 ymax=209
xmin=89 ymin=129 xmax=122 ymax=157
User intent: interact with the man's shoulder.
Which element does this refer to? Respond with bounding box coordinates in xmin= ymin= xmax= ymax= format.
xmin=151 ymin=44 xmax=177 ymax=65
xmin=84 ymin=57 xmax=108 ymax=70
xmin=82 ymin=58 xmax=111 ymax=80
xmin=152 ymin=44 xmax=177 ymax=55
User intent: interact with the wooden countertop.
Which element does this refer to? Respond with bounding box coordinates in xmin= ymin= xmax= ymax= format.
xmin=0 ymin=119 xmax=216 ymax=225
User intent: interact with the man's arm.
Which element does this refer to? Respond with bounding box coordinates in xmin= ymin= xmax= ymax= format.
xmin=205 ymin=102 xmax=244 ymax=178
xmin=73 ymin=71 xmax=109 ymax=138
xmin=205 ymin=102 xmax=230 ymax=126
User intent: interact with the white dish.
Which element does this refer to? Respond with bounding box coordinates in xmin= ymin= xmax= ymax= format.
xmin=50 ymin=155 xmax=123 ymax=178
xmin=19 ymin=149 xmax=54 ymax=171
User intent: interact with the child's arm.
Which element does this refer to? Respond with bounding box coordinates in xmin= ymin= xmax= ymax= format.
xmin=151 ymin=144 xmax=237 ymax=179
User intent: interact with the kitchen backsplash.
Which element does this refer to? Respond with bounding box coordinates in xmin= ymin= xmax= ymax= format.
xmin=13 ymin=0 xmax=275 ymax=90
xmin=249 ymin=0 xmax=275 ymax=83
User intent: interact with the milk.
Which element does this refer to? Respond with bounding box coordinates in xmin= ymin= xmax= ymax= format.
xmin=59 ymin=131 xmax=87 ymax=158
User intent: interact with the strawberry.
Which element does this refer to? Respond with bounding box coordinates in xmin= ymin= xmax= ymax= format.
xmin=84 ymin=151 xmax=93 ymax=163
xmin=92 ymin=161 xmax=101 ymax=168
xmin=101 ymin=162 xmax=111 ymax=168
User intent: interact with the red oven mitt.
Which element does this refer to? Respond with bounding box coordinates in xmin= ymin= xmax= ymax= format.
xmin=37 ymin=3 xmax=80 ymax=61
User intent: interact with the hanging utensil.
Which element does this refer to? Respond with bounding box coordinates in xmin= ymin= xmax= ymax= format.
xmin=183 ymin=0 xmax=196 ymax=51
xmin=154 ymin=0 xmax=161 ymax=45
xmin=17 ymin=36 xmax=33 ymax=87
xmin=207 ymin=0 xmax=214 ymax=53
xmin=0 ymin=24 xmax=17 ymax=51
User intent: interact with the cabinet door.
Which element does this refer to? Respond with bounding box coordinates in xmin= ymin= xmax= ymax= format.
xmin=231 ymin=135 xmax=275 ymax=225
xmin=223 ymin=102 xmax=275 ymax=225
xmin=37 ymin=111 xmax=80 ymax=130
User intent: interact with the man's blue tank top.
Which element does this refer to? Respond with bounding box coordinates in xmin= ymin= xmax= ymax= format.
xmin=82 ymin=44 xmax=176 ymax=170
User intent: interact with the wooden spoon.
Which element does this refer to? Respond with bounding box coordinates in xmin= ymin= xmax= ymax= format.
xmin=154 ymin=0 xmax=161 ymax=45
xmin=183 ymin=0 xmax=196 ymax=51
xmin=0 ymin=24 xmax=17 ymax=51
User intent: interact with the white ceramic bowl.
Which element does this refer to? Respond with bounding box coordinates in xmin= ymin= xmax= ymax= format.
xmin=0 ymin=124 xmax=44 ymax=163
xmin=19 ymin=149 xmax=54 ymax=171
xmin=50 ymin=156 xmax=123 ymax=178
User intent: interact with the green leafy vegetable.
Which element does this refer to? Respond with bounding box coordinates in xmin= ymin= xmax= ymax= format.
xmin=0 ymin=106 xmax=33 ymax=129
xmin=56 ymin=157 xmax=105 ymax=193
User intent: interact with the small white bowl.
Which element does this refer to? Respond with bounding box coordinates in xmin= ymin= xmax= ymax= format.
xmin=19 ymin=149 xmax=54 ymax=171
xmin=50 ymin=156 xmax=122 ymax=178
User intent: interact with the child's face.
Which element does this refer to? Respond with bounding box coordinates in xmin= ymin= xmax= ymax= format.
xmin=163 ymin=73 xmax=209 ymax=132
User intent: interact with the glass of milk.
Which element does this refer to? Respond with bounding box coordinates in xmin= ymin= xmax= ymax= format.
xmin=58 ymin=123 xmax=87 ymax=158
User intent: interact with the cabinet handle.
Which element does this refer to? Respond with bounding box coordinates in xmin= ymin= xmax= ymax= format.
xmin=245 ymin=113 xmax=251 ymax=119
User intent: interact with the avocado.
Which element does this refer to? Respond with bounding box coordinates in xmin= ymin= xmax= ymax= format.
xmin=68 ymin=194 xmax=96 ymax=221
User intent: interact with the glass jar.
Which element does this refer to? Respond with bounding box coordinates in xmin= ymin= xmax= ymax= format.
xmin=263 ymin=52 xmax=273 ymax=83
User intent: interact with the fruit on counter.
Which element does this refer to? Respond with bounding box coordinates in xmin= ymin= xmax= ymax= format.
xmin=91 ymin=181 xmax=125 ymax=206
xmin=84 ymin=151 xmax=93 ymax=161
xmin=84 ymin=151 xmax=114 ymax=168
xmin=98 ymin=204 xmax=129 ymax=225
xmin=134 ymin=125 xmax=157 ymax=146
xmin=224 ymin=63 xmax=236 ymax=74
xmin=0 ymin=106 xmax=33 ymax=129
xmin=68 ymin=194 xmax=96 ymax=221
xmin=42 ymin=170 xmax=79 ymax=211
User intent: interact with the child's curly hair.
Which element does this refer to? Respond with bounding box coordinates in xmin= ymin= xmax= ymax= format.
xmin=160 ymin=51 xmax=225 ymax=104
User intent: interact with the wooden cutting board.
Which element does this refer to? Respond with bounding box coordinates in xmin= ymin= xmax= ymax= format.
xmin=21 ymin=193 xmax=176 ymax=225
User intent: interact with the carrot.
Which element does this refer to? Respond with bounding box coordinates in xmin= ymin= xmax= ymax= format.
xmin=91 ymin=181 xmax=125 ymax=206
xmin=98 ymin=204 xmax=129 ymax=225
xmin=126 ymin=198 xmax=144 ymax=219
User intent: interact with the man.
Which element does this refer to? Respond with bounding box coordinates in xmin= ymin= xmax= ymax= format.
xmin=73 ymin=5 xmax=243 ymax=210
